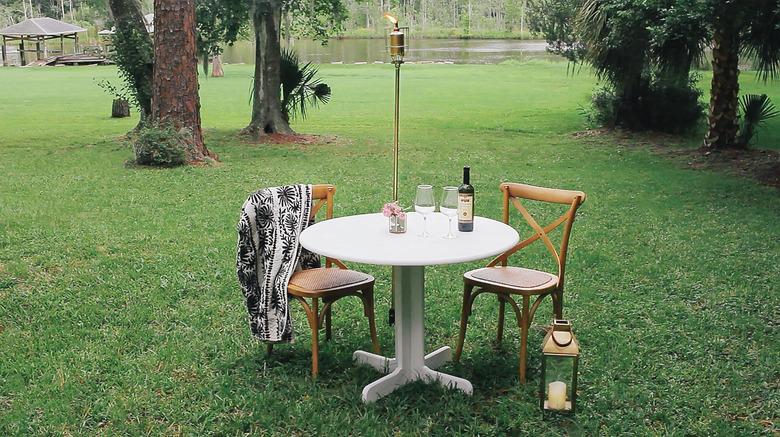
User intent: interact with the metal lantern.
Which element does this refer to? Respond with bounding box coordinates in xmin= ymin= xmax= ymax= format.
xmin=388 ymin=20 xmax=405 ymax=64
xmin=540 ymin=319 xmax=580 ymax=415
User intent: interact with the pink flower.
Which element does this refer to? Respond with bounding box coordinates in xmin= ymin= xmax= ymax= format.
xmin=382 ymin=201 xmax=404 ymax=217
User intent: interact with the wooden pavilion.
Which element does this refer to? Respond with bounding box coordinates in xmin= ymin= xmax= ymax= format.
xmin=0 ymin=17 xmax=86 ymax=66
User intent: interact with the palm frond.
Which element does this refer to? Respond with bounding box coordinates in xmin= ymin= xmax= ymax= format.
xmin=737 ymin=93 xmax=779 ymax=147
xmin=740 ymin=2 xmax=780 ymax=81
xmin=280 ymin=49 xmax=332 ymax=121
xmin=740 ymin=93 xmax=779 ymax=125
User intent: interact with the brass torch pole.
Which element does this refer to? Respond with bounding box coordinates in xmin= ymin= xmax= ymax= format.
xmin=392 ymin=62 xmax=400 ymax=201
xmin=386 ymin=14 xmax=404 ymax=326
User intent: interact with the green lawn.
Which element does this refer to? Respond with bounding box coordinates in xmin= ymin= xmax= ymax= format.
xmin=0 ymin=62 xmax=778 ymax=435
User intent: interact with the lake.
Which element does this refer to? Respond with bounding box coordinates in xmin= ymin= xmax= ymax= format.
xmin=222 ymin=38 xmax=558 ymax=65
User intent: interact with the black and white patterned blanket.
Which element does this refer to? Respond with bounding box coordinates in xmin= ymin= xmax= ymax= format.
xmin=236 ymin=185 xmax=320 ymax=343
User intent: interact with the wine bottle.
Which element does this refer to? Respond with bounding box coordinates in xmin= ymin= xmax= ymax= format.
xmin=458 ymin=166 xmax=474 ymax=232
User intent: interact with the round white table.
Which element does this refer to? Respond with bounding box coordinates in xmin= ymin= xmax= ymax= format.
xmin=299 ymin=212 xmax=519 ymax=403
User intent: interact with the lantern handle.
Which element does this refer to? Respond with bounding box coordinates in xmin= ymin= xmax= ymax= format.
xmin=551 ymin=330 xmax=573 ymax=347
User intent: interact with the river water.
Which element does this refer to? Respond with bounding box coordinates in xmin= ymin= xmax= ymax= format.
xmin=222 ymin=38 xmax=557 ymax=65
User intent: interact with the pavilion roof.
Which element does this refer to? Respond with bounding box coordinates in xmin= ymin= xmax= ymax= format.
xmin=0 ymin=17 xmax=86 ymax=37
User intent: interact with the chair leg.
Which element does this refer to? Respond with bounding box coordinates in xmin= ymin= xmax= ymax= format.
xmin=519 ymin=295 xmax=530 ymax=384
xmin=496 ymin=294 xmax=506 ymax=345
xmin=325 ymin=303 xmax=333 ymax=341
xmin=309 ymin=298 xmax=320 ymax=378
xmin=454 ymin=283 xmax=474 ymax=362
xmin=554 ymin=289 xmax=563 ymax=320
xmin=361 ymin=286 xmax=381 ymax=354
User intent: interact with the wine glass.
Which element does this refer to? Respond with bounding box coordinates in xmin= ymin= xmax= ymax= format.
xmin=414 ymin=184 xmax=435 ymax=238
xmin=440 ymin=186 xmax=458 ymax=239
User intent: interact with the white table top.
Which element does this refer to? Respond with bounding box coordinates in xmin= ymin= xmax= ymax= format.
xmin=300 ymin=212 xmax=520 ymax=266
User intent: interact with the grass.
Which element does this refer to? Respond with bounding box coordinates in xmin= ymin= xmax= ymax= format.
xmin=0 ymin=62 xmax=778 ymax=435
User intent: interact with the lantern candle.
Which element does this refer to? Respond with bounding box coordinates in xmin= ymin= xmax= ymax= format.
xmin=547 ymin=381 xmax=567 ymax=410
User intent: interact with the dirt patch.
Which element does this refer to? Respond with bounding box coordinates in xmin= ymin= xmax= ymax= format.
xmin=574 ymin=128 xmax=780 ymax=190
xmin=240 ymin=132 xmax=340 ymax=146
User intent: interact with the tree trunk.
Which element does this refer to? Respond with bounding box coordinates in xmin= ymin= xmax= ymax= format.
xmin=112 ymin=98 xmax=130 ymax=117
xmin=243 ymin=1 xmax=293 ymax=138
xmin=152 ymin=0 xmax=214 ymax=161
xmin=107 ymin=0 xmax=153 ymax=125
xmin=704 ymin=14 xmax=742 ymax=149
xmin=211 ymin=55 xmax=224 ymax=77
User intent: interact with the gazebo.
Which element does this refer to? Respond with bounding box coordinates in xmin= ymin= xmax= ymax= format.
xmin=0 ymin=17 xmax=86 ymax=66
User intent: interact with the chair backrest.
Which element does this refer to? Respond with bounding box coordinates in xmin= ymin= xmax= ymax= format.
xmin=311 ymin=184 xmax=336 ymax=221
xmin=488 ymin=182 xmax=586 ymax=289
xmin=310 ymin=184 xmax=346 ymax=269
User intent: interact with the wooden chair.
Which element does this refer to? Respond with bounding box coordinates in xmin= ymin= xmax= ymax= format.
xmin=454 ymin=182 xmax=586 ymax=383
xmin=267 ymin=184 xmax=381 ymax=378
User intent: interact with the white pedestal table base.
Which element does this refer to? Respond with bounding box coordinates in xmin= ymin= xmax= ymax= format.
xmin=352 ymin=266 xmax=473 ymax=403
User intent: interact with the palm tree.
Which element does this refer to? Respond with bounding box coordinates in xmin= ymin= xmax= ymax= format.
xmin=704 ymin=0 xmax=780 ymax=149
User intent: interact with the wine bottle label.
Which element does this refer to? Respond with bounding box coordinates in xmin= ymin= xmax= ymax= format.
xmin=458 ymin=194 xmax=473 ymax=222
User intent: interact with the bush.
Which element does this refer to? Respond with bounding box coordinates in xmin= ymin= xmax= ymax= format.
xmin=581 ymin=85 xmax=620 ymax=128
xmin=131 ymin=123 xmax=189 ymax=167
xmin=583 ymin=77 xmax=704 ymax=133
xmin=643 ymin=79 xmax=705 ymax=134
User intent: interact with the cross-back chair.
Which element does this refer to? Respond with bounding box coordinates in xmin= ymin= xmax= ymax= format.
xmin=454 ymin=182 xmax=586 ymax=383
xmin=268 ymin=184 xmax=381 ymax=378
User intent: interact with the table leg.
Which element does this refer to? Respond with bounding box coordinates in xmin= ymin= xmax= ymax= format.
xmin=354 ymin=265 xmax=473 ymax=403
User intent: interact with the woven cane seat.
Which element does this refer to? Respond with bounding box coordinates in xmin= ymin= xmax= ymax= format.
xmin=289 ymin=268 xmax=373 ymax=292
xmin=466 ymin=266 xmax=557 ymax=292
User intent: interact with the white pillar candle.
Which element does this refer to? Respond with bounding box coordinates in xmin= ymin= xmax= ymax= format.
xmin=548 ymin=381 xmax=567 ymax=410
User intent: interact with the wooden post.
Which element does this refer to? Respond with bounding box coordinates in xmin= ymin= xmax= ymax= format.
xmin=74 ymin=33 xmax=79 ymax=54
xmin=19 ymin=38 xmax=26 ymax=66
xmin=1 ymin=36 xmax=7 ymax=67
xmin=35 ymin=39 xmax=41 ymax=60
xmin=60 ymin=35 xmax=64 ymax=55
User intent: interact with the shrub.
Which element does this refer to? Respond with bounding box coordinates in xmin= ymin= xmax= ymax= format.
xmin=131 ymin=123 xmax=189 ymax=167
xmin=581 ymin=85 xmax=619 ymax=128
xmin=643 ymin=78 xmax=705 ymax=134
xmin=583 ymin=77 xmax=704 ymax=133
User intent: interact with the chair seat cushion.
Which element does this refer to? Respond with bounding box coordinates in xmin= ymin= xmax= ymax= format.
xmin=467 ymin=266 xmax=557 ymax=290
xmin=289 ymin=268 xmax=373 ymax=291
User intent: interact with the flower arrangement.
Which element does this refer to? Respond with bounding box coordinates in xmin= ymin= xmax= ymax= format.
xmin=382 ymin=201 xmax=406 ymax=219
xmin=382 ymin=201 xmax=407 ymax=234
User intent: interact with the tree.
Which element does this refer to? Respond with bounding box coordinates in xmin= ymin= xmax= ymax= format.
xmin=243 ymin=0 xmax=291 ymax=137
xmin=152 ymin=0 xmax=215 ymax=161
xmin=242 ymin=0 xmax=346 ymax=138
xmin=527 ymin=0 xmax=585 ymax=65
xmin=704 ymin=0 xmax=780 ymax=149
xmin=576 ymin=0 xmax=708 ymax=132
xmin=195 ymin=0 xmax=247 ymax=76
xmin=107 ymin=0 xmax=154 ymax=125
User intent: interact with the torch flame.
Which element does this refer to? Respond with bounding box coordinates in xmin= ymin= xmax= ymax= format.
xmin=384 ymin=13 xmax=398 ymax=25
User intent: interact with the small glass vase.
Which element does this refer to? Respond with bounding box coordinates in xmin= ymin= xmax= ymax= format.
xmin=389 ymin=214 xmax=407 ymax=234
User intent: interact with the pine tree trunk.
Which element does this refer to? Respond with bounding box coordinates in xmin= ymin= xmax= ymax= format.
xmin=704 ymin=18 xmax=741 ymax=149
xmin=111 ymin=98 xmax=130 ymax=117
xmin=211 ymin=55 xmax=224 ymax=77
xmin=152 ymin=0 xmax=214 ymax=161
xmin=107 ymin=0 xmax=153 ymax=125
xmin=243 ymin=1 xmax=293 ymax=138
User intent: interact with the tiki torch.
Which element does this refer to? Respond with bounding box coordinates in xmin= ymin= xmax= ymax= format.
xmin=385 ymin=13 xmax=406 ymax=326
xmin=385 ymin=13 xmax=405 ymax=201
